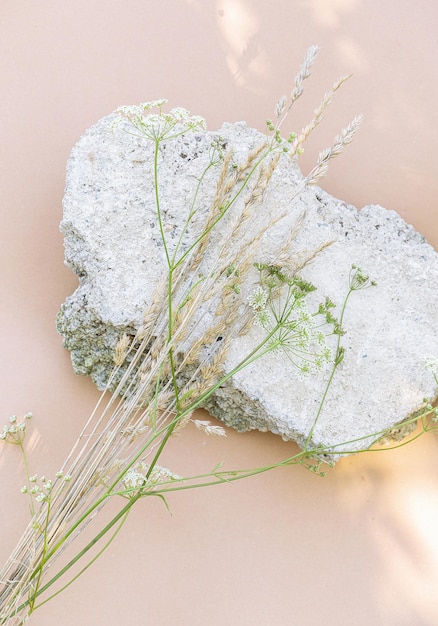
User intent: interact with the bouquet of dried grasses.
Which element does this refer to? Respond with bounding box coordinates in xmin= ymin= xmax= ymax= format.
xmin=1 ymin=47 xmax=437 ymax=625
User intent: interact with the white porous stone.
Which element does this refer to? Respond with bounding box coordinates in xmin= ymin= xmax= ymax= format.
xmin=57 ymin=114 xmax=438 ymax=456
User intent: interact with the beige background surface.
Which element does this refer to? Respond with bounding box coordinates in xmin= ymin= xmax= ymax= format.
xmin=1 ymin=2 xmax=438 ymax=624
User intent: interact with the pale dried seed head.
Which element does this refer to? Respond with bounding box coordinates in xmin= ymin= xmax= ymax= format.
xmin=235 ymin=139 xmax=268 ymax=181
xmin=275 ymin=94 xmax=287 ymax=119
xmin=214 ymin=295 xmax=235 ymax=318
xmin=154 ymin=390 xmax=176 ymax=414
xmin=244 ymin=152 xmax=280 ymax=209
xmin=306 ymin=114 xmax=363 ymax=185
xmin=114 ymin=334 xmax=131 ymax=366
xmin=290 ymin=75 xmax=352 ymax=158
xmin=211 ymin=336 xmax=232 ymax=370
xmin=199 ymin=364 xmax=217 ymax=387
xmin=289 ymin=240 xmax=336 ymax=274
xmin=289 ymin=45 xmax=319 ymax=105
xmin=271 ymin=211 xmax=307 ymax=268
xmin=215 ymin=149 xmax=233 ymax=192
xmin=193 ymin=419 xmax=227 ymax=437
xmin=135 ymin=325 xmax=149 ymax=342
xmin=182 ymin=338 xmax=205 ymax=366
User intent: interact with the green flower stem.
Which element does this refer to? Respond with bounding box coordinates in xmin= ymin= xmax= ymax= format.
xmin=32 ymin=510 xmax=129 ymax=614
xmin=171 ymin=159 xmax=216 ymax=266
xmin=304 ymin=284 xmax=354 ymax=450
xmin=150 ymin=136 xmax=180 ymax=408
xmin=13 ymin=501 xmax=137 ymax=618
xmin=153 ymin=138 xmax=171 ymax=270
xmin=25 ymin=419 xmax=174 ymax=589
xmin=18 ymin=440 xmax=35 ymax=518
xmin=27 ymin=496 xmax=52 ymax=614
xmin=142 ymin=456 xmax=308 ymax=495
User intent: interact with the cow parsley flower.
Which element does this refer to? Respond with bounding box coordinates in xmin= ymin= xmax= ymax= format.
xmin=249 ymin=264 xmax=335 ymax=374
xmin=113 ymin=99 xmax=206 ymax=141
xmin=121 ymin=462 xmax=182 ymax=497
xmin=123 ymin=469 xmax=145 ymax=491
xmin=248 ymin=286 xmax=268 ymax=311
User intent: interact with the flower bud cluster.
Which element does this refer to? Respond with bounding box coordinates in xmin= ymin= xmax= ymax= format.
xmin=21 ymin=474 xmax=53 ymax=503
xmin=0 ymin=412 xmax=32 ymax=445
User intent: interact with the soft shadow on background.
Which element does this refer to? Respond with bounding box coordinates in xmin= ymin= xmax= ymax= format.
xmin=1 ymin=2 xmax=438 ymax=624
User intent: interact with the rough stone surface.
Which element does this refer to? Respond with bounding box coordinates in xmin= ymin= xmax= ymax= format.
xmin=57 ymin=114 xmax=438 ymax=455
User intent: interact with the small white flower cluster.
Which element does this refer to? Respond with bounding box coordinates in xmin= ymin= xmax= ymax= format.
xmin=248 ymin=286 xmax=268 ymax=312
xmin=123 ymin=468 xmax=145 ymax=491
xmin=113 ymin=99 xmax=206 ymax=141
xmin=193 ymin=419 xmax=227 ymax=437
xmin=122 ymin=461 xmax=182 ymax=496
xmin=0 ymin=412 xmax=32 ymax=444
xmin=20 ymin=471 xmax=71 ymax=503
xmin=248 ymin=286 xmax=271 ymax=329
xmin=21 ymin=474 xmax=53 ymax=503
xmin=247 ymin=282 xmax=332 ymax=375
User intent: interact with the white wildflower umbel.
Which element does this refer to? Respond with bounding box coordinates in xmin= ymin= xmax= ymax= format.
xmin=121 ymin=461 xmax=182 ymax=497
xmin=123 ymin=469 xmax=145 ymax=492
xmin=306 ymin=115 xmax=363 ymax=185
xmin=249 ymin=263 xmax=335 ymax=374
xmin=248 ymin=286 xmax=268 ymax=312
xmin=113 ymin=99 xmax=206 ymax=141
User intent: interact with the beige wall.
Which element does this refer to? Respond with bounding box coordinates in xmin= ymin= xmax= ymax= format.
xmin=1 ymin=2 xmax=438 ymax=624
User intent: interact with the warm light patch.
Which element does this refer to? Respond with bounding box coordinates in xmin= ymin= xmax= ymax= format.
xmin=216 ymin=0 xmax=269 ymax=88
xmin=403 ymin=487 xmax=438 ymax=568
xmin=335 ymin=37 xmax=369 ymax=71
xmin=303 ymin=0 xmax=360 ymax=28
xmin=372 ymin=481 xmax=438 ymax=622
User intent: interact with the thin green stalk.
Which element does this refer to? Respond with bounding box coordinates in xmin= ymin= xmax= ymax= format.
xmin=26 ymin=420 xmax=176 ymax=585
xmin=153 ymin=138 xmax=171 ymax=269
xmin=32 ymin=510 xmax=129 ymax=613
xmin=27 ymin=497 xmax=52 ymax=614
xmin=18 ymin=441 xmax=35 ymax=518
xmin=304 ymin=285 xmax=353 ymax=449
xmin=144 ymin=455 xmax=308 ymax=495
xmin=171 ymin=159 xmax=216 ymax=266
xmin=151 ymin=135 xmax=180 ymax=410
xmin=12 ymin=499 xmax=139 ymax=618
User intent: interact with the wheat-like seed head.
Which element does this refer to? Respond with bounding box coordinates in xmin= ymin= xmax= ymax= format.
xmin=306 ymin=114 xmax=363 ymax=185
xmin=113 ymin=333 xmax=131 ymax=366
xmin=290 ymin=75 xmax=352 ymax=158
